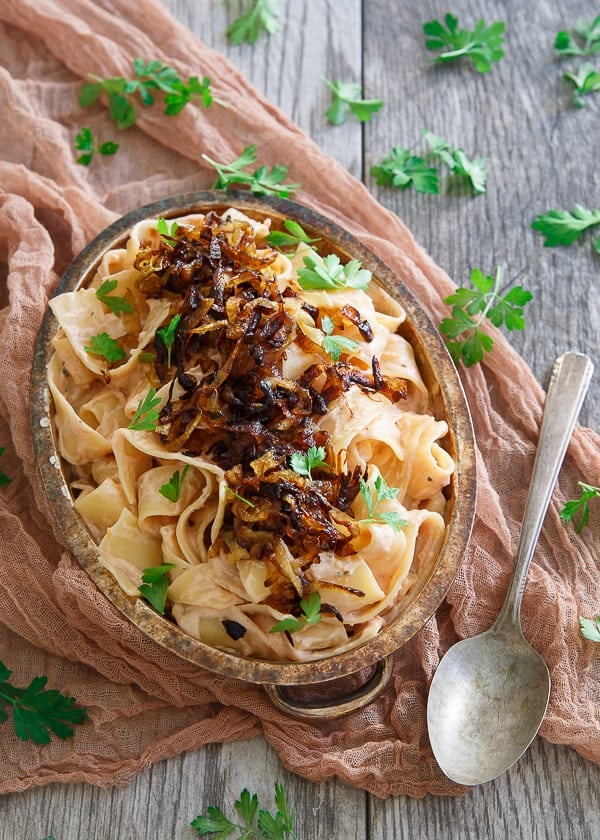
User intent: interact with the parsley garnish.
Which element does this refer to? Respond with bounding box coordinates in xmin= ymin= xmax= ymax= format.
xmin=226 ymin=0 xmax=280 ymax=45
xmin=156 ymin=217 xmax=179 ymax=247
xmin=296 ymin=252 xmax=371 ymax=291
xmin=563 ymin=62 xmax=600 ymax=107
xmin=138 ymin=564 xmax=176 ymax=615
xmin=191 ymin=782 xmax=298 ymax=839
xmin=580 ymin=615 xmax=600 ymax=643
xmin=202 ymin=145 xmax=300 ymax=198
xmin=422 ymin=130 xmax=488 ymax=194
xmin=531 ymin=205 xmax=600 ymax=251
xmin=555 ymin=16 xmax=600 ymax=58
xmin=0 ymin=659 xmax=88 ymax=744
xmin=423 ymin=13 xmax=506 ymax=73
xmin=128 ymin=388 xmax=161 ymax=431
xmin=95 ymin=279 xmax=134 ymax=316
xmin=320 ymin=315 xmax=360 ymax=362
xmin=357 ymin=476 xmax=408 ymax=532
xmin=84 ymin=332 xmax=126 ymax=364
xmin=289 ymin=445 xmax=328 ymax=480
xmin=440 ymin=267 xmax=532 ymax=367
xmin=159 ymin=465 xmax=190 ymax=503
xmin=156 ymin=313 xmax=181 ymax=368
xmin=74 ymin=127 xmax=119 ymax=166
xmin=265 ymin=218 xmax=320 ymax=250
xmin=270 ymin=593 xmax=321 ymax=635
xmin=0 ymin=447 xmax=11 ymax=487
xmin=322 ymin=78 xmax=383 ymax=125
xmin=227 ymin=487 xmax=256 ymax=507
xmin=164 ymin=75 xmax=215 ymax=115
xmin=560 ymin=481 xmax=600 ymax=533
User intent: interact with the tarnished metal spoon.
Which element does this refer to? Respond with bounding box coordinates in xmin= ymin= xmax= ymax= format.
xmin=427 ymin=351 xmax=594 ymax=785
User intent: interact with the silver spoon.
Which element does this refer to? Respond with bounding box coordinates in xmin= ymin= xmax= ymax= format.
xmin=427 ymin=351 xmax=594 ymax=785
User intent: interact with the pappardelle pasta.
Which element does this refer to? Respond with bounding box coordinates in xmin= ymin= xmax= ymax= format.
xmin=48 ymin=209 xmax=454 ymax=662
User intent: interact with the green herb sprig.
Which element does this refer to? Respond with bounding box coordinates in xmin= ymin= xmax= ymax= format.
xmin=563 ymin=62 xmax=600 ymax=107
xmin=289 ymin=445 xmax=328 ymax=480
xmin=265 ymin=219 xmax=320 ymax=251
xmin=423 ymin=13 xmax=506 ymax=73
xmin=560 ymin=481 xmax=600 ymax=533
xmin=138 ymin=564 xmax=176 ymax=615
xmin=0 ymin=659 xmax=88 ymax=744
xmin=357 ymin=476 xmax=408 ymax=532
xmin=440 ymin=267 xmax=532 ymax=367
xmin=297 ymin=252 xmax=371 ymax=291
xmin=191 ymin=782 xmax=298 ymax=839
xmin=128 ymin=388 xmax=161 ymax=431
xmin=580 ymin=615 xmax=600 ymax=643
xmin=156 ymin=313 xmax=182 ymax=368
xmin=531 ymin=205 xmax=600 ymax=252
xmin=320 ymin=315 xmax=360 ymax=362
xmin=84 ymin=332 xmax=126 ymax=364
xmin=95 ymin=279 xmax=134 ymax=316
xmin=0 ymin=447 xmax=11 ymax=487
xmin=74 ymin=127 xmax=119 ymax=166
xmin=226 ymin=0 xmax=280 ymax=46
xmin=270 ymin=592 xmax=321 ymax=635
xmin=202 ymin=145 xmax=300 ymax=198
xmin=555 ymin=16 xmax=600 ymax=58
xmin=159 ymin=465 xmax=190 ymax=503
xmin=156 ymin=217 xmax=179 ymax=247
xmin=323 ymin=77 xmax=383 ymax=125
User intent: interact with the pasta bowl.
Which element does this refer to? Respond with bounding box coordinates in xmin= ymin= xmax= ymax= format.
xmin=31 ymin=192 xmax=476 ymax=717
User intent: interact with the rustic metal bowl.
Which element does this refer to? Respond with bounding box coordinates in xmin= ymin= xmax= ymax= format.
xmin=31 ymin=192 xmax=476 ymax=716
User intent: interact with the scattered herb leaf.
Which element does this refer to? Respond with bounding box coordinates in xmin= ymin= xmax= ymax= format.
xmin=0 ymin=447 xmax=11 ymax=487
xmin=270 ymin=592 xmax=322 ymax=634
xmin=289 ymin=445 xmax=328 ymax=480
xmin=320 ymin=314 xmax=360 ymax=362
xmin=580 ymin=615 xmax=600 ymax=643
xmin=422 ymin=130 xmax=487 ymax=193
xmin=226 ymin=0 xmax=280 ymax=45
xmin=322 ymin=77 xmax=383 ymax=125
xmin=265 ymin=218 xmax=321 ymax=250
xmin=128 ymin=388 xmax=161 ymax=431
xmin=159 ymin=465 xmax=190 ymax=503
xmin=0 ymin=659 xmax=88 ymax=744
xmin=531 ymin=205 xmax=600 ymax=247
xmin=560 ymin=481 xmax=600 ymax=533
xmin=84 ymin=332 xmax=126 ymax=364
xmin=563 ymin=62 xmax=600 ymax=107
xmin=357 ymin=475 xmax=408 ymax=532
xmin=371 ymin=147 xmax=439 ymax=194
xmin=423 ymin=13 xmax=506 ymax=73
xmin=156 ymin=313 xmax=182 ymax=368
xmin=138 ymin=564 xmax=176 ymax=615
xmin=227 ymin=487 xmax=256 ymax=507
xmin=95 ymin=279 xmax=134 ymax=316
xmin=555 ymin=16 xmax=600 ymax=58
xmin=157 ymin=217 xmax=179 ymax=247
xmin=440 ymin=267 xmax=532 ymax=367
xmin=191 ymin=782 xmax=298 ymax=839
xmin=297 ymin=252 xmax=371 ymax=291
xmin=202 ymin=145 xmax=300 ymax=198
xmin=164 ymin=75 xmax=214 ymax=115
xmin=74 ymin=127 xmax=119 ymax=166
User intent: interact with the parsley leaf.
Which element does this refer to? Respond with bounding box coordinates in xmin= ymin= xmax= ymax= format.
xmin=563 ymin=62 xmax=600 ymax=107
xmin=128 ymin=388 xmax=162 ymax=431
xmin=159 ymin=465 xmax=190 ymax=503
xmin=164 ymin=75 xmax=214 ymax=116
xmin=0 ymin=447 xmax=11 ymax=487
xmin=156 ymin=217 xmax=179 ymax=247
xmin=156 ymin=313 xmax=181 ymax=368
xmin=580 ymin=615 xmax=600 ymax=643
xmin=191 ymin=783 xmax=298 ymax=839
xmin=357 ymin=475 xmax=408 ymax=532
xmin=74 ymin=127 xmax=119 ymax=166
xmin=138 ymin=564 xmax=176 ymax=615
xmin=296 ymin=252 xmax=371 ymax=291
xmin=79 ymin=75 xmax=136 ymax=130
xmin=320 ymin=314 xmax=360 ymax=362
xmin=289 ymin=445 xmax=328 ymax=480
xmin=440 ymin=267 xmax=532 ymax=367
xmin=202 ymin=145 xmax=300 ymax=198
xmin=560 ymin=481 xmax=600 ymax=533
xmin=226 ymin=487 xmax=256 ymax=508
xmin=555 ymin=16 xmax=600 ymax=57
xmin=0 ymin=659 xmax=88 ymax=744
xmin=531 ymin=205 xmax=600 ymax=247
xmin=422 ymin=130 xmax=487 ymax=194
xmin=95 ymin=279 xmax=134 ymax=316
xmin=226 ymin=0 xmax=280 ymax=45
xmin=270 ymin=592 xmax=321 ymax=634
xmin=423 ymin=13 xmax=506 ymax=73
xmin=84 ymin=332 xmax=126 ymax=364
xmin=371 ymin=147 xmax=439 ymax=194
xmin=322 ymin=77 xmax=383 ymax=125
xmin=265 ymin=219 xmax=321 ymax=250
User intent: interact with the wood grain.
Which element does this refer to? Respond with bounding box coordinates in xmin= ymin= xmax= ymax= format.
xmin=2 ymin=1 xmax=598 ymax=838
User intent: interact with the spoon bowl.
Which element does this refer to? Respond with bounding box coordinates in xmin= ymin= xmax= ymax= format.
xmin=427 ymin=351 xmax=594 ymax=785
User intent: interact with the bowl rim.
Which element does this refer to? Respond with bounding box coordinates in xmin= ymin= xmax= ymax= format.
xmin=31 ymin=190 xmax=476 ymax=685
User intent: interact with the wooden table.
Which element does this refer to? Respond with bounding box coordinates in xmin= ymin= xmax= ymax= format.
xmin=2 ymin=1 xmax=599 ymax=837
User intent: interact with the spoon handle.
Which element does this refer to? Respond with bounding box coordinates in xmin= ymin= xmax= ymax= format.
xmin=496 ymin=351 xmax=594 ymax=629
